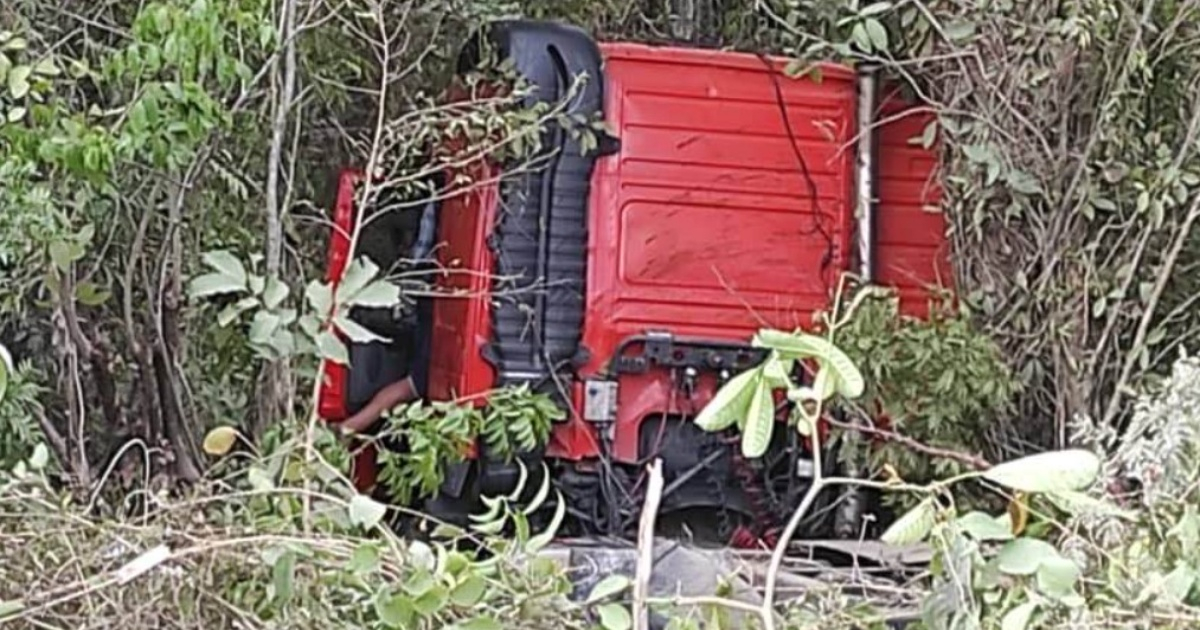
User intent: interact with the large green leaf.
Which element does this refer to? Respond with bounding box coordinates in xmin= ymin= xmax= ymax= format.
xmin=983 ymin=450 xmax=1101 ymax=493
xmin=880 ymin=497 xmax=936 ymax=545
xmin=201 ymin=250 xmax=247 ymax=286
xmin=1036 ymin=556 xmax=1081 ymax=599
xmin=694 ymin=367 xmax=759 ymax=432
xmin=349 ymin=495 xmax=388 ymax=529
xmin=1000 ymin=602 xmax=1038 ymax=630
xmin=741 ymin=373 xmax=776 ymax=458
xmin=996 ymin=538 xmax=1059 ymax=576
xmin=752 ymin=330 xmax=863 ymax=398
xmin=349 ymin=280 xmax=401 ymax=308
xmin=188 ymin=272 xmax=246 ymax=298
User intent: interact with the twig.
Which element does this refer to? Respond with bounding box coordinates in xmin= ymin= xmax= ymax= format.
xmin=824 ymin=415 xmax=991 ymax=470
xmin=1101 ymin=195 xmax=1200 ymax=427
xmin=633 ymin=459 xmax=663 ymax=630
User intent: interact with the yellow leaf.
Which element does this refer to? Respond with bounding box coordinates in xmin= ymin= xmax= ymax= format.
xmin=202 ymin=426 xmax=240 ymax=456
xmin=1008 ymin=491 xmax=1029 ymax=536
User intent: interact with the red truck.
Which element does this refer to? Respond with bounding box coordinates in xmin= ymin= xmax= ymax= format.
xmin=318 ymin=20 xmax=948 ymax=542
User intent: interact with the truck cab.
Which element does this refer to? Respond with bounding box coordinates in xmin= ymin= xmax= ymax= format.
xmin=319 ymin=20 xmax=948 ymax=542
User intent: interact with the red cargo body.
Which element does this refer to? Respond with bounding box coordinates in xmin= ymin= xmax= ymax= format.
xmin=320 ymin=35 xmax=948 ymax=493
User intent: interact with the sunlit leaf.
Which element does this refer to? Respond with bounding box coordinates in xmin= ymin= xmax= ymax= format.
xmin=983 ymin=450 xmax=1101 ymax=493
xmin=189 ymin=273 xmax=246 ymax=298
xmin=956 ymin=511 xmax=1013 ymax=541
xmin=587 ymin=575 xmax=632 ymax=604
xmin=450 ymin=574 xmax=487 ymax=607
xmin=348 ymin=494 xmax=388 ymax=529
xmin=694 ymin=367 xmax=759 ymax=432
xmin=996 ymin=538 xmax=1058 ymax=576
xmin=317 ymin=329 xmax=348 ymax=364
xmin=201 ymin=250 xmax=246 ymax=286
xmin=1000 ymin=601 xmax=1037 ymax=630
xmin=350 ymin=280 xmax=401 ymax=308
xmin=597 ymin=603 xmax=632 ymax=630
xmin=202 ymin=426 xmax=239 ymax=456
xmin=881 ymin=497 xmax=936 ymax=545
xmin=1036 ymin=556 xmax=1081 ymax=598
xmin=262 ymin=277 xmax=289 ymax=309
xmin=333 ymin=314 xmax=385 ymax=343
xmin=741 ymin=372 xmax=775 ymax=458
xmin=7 ymin=64 xmax=30 ymax=99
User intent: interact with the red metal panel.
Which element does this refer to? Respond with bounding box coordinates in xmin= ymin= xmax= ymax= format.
xmin=426 ymin=163 xmax=499 ymax=403
xmin=576 ymin=44 xmax=858 ymax=462
xmin=874 ymin=88 xmax=951 ymax=317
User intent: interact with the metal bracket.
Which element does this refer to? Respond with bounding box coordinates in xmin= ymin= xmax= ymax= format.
xmin=611 ymin=331 xmax=768 ymax=376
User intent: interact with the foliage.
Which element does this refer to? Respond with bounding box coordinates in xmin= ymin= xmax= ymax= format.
xmin=835 ymin=290 xmax=1019 ymax=502
xmin=0 ymin=357 xmax=47 ymax=471
xmin=376 ymin=386 xmax=562 ymax=505
xmin=479 ymin=384 xmax=564 ymax=460
xmin=695 ymin=326 xmax=865 ymax=458
xmin=0 ymin=428 xmax=626 ymax=629
xmin=762 ymin=0 xmax=1200 ymax=453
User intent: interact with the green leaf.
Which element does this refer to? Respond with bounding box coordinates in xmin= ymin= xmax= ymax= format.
xmin=983 ymin=450 xmax=1101 ymax=493
xmin=1000 ymin=601 xmax=1037 ymax=630
xmin=450 ymin=574 xmax=487 ymax=607
xmin=272 ymin=551 xmax=295 ymax=604
xmin=348 ymin=494 xmax=388 ymax=529
xmin=597 ymin=603 xmax=632 ymax=630
xmin=188 ymin=273 xmax=246 ymax=298
xmin=526 ymin=492 xmax=566 ymax=553
xmin=247 ymin=466 xmax=274 ymax=492
xmin=338 ymin=258 xmax=379 ymax=298
xmin=7 ymin=64 xmax=30 ymax=99
xmin=262 ymin=277 xmax=289 ymax=309
xmin=587 ymin=575 xmax=632 ymax=604
xmin=741 ymin=373 xmax=775 ymax=458
xmin=305 ymin=280 xmax=334 ymax=315
xmin=334 ymin=314 xmax=386 ymax=344
xmin=217 ymin=297 xmax=258 ymax=326
xmin=29 ymin=444 xmax=48 ymax=470
xmin=349 ymin=280 xmax=401 ymax=308
xmin=880 ymin=497 xmax=936 ymax=545
xmin=864 ymin=18 xmax=889 ymax=52
xmin=6 ymin=106 xmax=26 ymax=123
xmin=317 ymin=329 xmax=349 ymax=364
xmin=694 ymin=367 xmax=759 ymax=431
xmin=348 ymin=543 xmax=381 ymax=575
xmin=201 ymin=251 xmax=246 ymax=286
xmin=32 ymin=58 xmax=60 ymax=77
xmin=996 ymin=538 xmax=1058 ymax=576
xmin=248 ymin=311 xmax=281 ymax=345
xmin=752 ymin=330 xmax=863 ymax=398
xmin=943 ymin=20 xmax=976 ymax=41
xmin=956 ymin=511 xmax=1013 ymax=541
xmin=450 ymin=617 xmax=503 ymax=630
xmin=1036 ymin=556 xmax=1081 ymax=598
xmin=1161 ymin=565 xmax=1196 ymax=603
xmin=375 ymin=592 xmax=414 ymax=629
xmin=75 ymin=282 xmax=111 ymax=306
xmin=0 ymin=599 xmax=25 ymax=617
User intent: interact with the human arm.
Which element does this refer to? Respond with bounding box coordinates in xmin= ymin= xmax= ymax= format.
xmin=339 ymin=376 xmax=418 ymax=434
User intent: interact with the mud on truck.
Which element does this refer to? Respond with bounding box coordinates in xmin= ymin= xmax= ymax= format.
xmin=317 ymin=20 xmax=949 ymax=546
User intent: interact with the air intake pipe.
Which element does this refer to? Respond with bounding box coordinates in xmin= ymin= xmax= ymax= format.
xmin=855 ymin=63 xmax=879 ymax=282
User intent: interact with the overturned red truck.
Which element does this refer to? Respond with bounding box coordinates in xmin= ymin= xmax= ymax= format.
xmin=318 ymin=20 xmax=949 ymax=543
